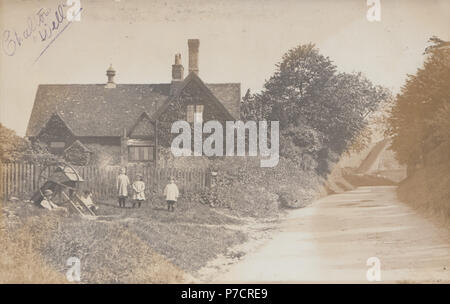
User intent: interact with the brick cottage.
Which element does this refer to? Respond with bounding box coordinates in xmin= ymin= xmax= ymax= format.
xmin=26 ymin=39 xmax=241 ymax=165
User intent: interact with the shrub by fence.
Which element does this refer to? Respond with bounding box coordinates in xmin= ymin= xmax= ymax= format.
xmin=0 ymin=162 xmax=210 ymax=201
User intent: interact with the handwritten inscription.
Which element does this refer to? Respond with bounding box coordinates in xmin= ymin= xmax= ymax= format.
xmin=2 ymin=0 xmax=82 ymax=59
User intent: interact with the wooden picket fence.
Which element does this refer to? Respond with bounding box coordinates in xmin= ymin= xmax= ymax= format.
xmin=0 ymin=162 xmax=210 ymax=201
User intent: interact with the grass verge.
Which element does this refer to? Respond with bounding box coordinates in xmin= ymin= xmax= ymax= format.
xmin=1 ymin=196 xmax=247 ymax=283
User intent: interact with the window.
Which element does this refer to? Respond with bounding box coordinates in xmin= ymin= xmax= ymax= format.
xmin=48 ymin=141 xmax=66 ymax=154
xmin=187 ymin=105 xmax=204 ymax=123
xmin=195 ymin=105 xmax=204 ymax=123
xmin=50 ymin=141 xmax=66 ymax=148
xmin=187 ymin=105 xmax=194 ymax=123
xmin=128 ymin=146 xmax=153 ymax=162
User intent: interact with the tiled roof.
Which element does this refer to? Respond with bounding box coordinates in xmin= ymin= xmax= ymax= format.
xmin=26 ymin=78 xmax=240 ymax=137
xmin=205 ymin=83 xmax=240 ymax=119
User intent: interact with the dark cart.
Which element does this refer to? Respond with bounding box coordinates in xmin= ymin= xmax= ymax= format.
xmin=30 ymin=162 xmax=96 ymax=218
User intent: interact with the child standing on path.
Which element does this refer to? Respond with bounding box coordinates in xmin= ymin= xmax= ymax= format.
xmin=116 ymin=167 xmax=130 ymax=208
xmin=132 ymin=174 xmax=146 ymax=208
xmin=163 ymin=177 xmax=179 ymax=212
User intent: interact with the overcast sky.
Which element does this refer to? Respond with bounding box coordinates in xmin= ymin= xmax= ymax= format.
xmin=1 ymin=0 xmax=449 ymax=136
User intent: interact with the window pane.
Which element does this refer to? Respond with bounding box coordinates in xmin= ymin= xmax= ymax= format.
xmin=148 ymin=147 xmax=154 ymax=161
xmin=194 ymin=111 xmax=203 ymax=123
xmin=140 ymin=147 xmax=146 ymax=160
xmin=187 ymin=105 xmax=194 ymax=123
xmin=194 ymin=105 xmax=204 ymax=123
xmin=50 ymin=142 xmax=65 ymax=148
xmin=128 ymin=147 xmax=135 ymax=161
xmin=135 ymin=147 xmax=140 ymax=160
xmin=129 ymin=147 xmax=137 ymax=161
xmin=143 ymin=147 xmax=149 ymax=160
xmin=195 ymin=105 xmax=204 ymax=113
xmin=128 ymin=146 xmax=153 ymax=161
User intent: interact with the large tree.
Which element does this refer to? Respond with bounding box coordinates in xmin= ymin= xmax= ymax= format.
xmin=0 ymin=123 xmax=57 ymax=163
xmin=242 ymin=43 xmax=391 ymax=172
xmin=388 ymin=38 xmax=450 ymax=167
xmin=0 ymin=123 xmax=27 ymax=162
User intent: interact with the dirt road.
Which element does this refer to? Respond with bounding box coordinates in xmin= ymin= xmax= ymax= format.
xmin=215 ymin=186 xmax=450 ymax=283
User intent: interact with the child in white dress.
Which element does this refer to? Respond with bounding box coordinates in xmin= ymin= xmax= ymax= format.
xmin=132 ymin=174 xmax=146 ymax=208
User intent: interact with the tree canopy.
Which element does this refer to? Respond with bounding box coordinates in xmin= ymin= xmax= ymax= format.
xmin=0 ymin=123 xmax=26 ymax=162
xmin=0 ymin=123 xmax=57 ymax=163
xmin=388 ymin=38 xmax=450 ymax=166
xmin=242 ymin=43 xmax=391 ymax=173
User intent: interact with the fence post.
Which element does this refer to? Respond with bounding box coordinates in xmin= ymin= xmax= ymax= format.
xmin=0 ymin=163 xmax=211 ymax=201
xmin=7 ymin=163 xmax=12 ymax=199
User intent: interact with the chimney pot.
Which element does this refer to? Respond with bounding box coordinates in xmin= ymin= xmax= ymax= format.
xmin=105 ymin=64 xmax=116 ymax=88
xmin=172 ymin=53 xmax=184 ymax=82
xmin=188 ymin=39 xmax=200 ymax=75
xmin=175 ymin=53 xmax=181 ymax=65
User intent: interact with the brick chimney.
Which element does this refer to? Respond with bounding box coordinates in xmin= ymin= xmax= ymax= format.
xmin=172 ymin=53 xmax=184 ymax=82
xmin=105 ymin=64 xmax=116 ymax=88
xmin=188 ymin=39 xmax=199 ymax=75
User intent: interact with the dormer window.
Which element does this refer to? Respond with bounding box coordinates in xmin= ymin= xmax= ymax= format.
xmin=49 ymin=141 xmax=66 ymax=154
xmin=127 ymin=139 xmax=154 ymax=162
xmin=187 ymin=105 xmax=204 ymax=123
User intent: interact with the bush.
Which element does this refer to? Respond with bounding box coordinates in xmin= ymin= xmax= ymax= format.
xmin=157 ymin=147 xmax=210 ymax=169
xmin=195 ymin=156 xmax=322 ymax=217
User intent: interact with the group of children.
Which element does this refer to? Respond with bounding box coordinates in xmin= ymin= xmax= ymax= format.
xmin=117 ymin=168 xmax=179 ymax=211
xmin=40 ymin=168 xmax=179 ymax=212
xmin=40 ymin=189 xmax=97 ymax=213
xmin=116 ymin=168 xmax=147 ymax=209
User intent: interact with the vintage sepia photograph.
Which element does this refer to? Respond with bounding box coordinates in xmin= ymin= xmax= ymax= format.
xmin=0 ymin=0 xmax=449 ymax=287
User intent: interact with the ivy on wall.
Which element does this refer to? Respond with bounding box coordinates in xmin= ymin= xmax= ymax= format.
xmin=157 ymin=81 xmax=228 ymax=148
